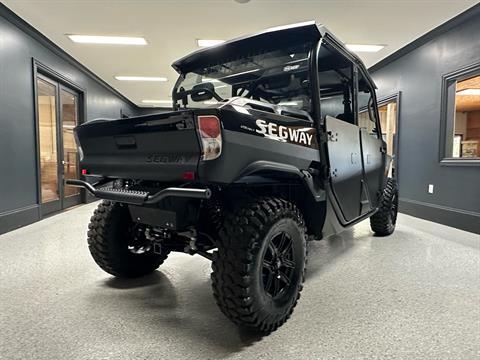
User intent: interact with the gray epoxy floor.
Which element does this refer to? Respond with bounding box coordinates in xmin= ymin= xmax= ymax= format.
xmin=0 ymin=202 xmax=479 ymax=360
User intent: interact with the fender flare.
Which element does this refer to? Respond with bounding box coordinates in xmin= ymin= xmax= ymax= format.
xmin=234 ymin=160 xmax=325 ymax=202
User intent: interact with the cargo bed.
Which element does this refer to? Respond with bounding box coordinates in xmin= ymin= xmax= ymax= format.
xmin=75 ymin=110 xmax=200 ymax=181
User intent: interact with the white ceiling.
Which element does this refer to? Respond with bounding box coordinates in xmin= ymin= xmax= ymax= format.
xmin=3 ymin=0 xmax=478 ymax=107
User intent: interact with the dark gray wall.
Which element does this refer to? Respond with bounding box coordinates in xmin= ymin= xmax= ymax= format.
xmin=370 ymin=7 xmax=480 ymax=233
xmin=0 ymin=7 xmax=140 ymax=233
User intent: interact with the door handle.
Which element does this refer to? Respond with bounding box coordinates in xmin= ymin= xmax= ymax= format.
xmin=62 ymin=160 xmax=70 ymax=165
xmin=351 ymin=152 xmax=359 ymax=164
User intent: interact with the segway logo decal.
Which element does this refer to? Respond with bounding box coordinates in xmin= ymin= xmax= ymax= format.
xmin=255 ymin=119 xmax=315 ymax=147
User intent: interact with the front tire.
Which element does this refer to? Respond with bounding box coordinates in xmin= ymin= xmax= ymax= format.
xmin=87 ymin=201 xmax=169 ymax=278
xmin=211 ymin=197 xmax=307 ymax=333
xmin=370 ymin=178 xmax=398 ymax=236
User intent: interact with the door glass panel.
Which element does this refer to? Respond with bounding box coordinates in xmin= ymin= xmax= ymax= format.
xmin=61 ymin=89 xmax=79 ymax=197
xmin=37 ymin=78 xmax=59 ymax=203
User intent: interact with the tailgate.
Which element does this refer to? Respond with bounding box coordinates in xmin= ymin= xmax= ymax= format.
xmin=75 ymin=111 xmax=200 ymax=181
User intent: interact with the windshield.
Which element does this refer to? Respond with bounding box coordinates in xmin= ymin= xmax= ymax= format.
xmin=173 ymin=42 xmax=313 ymax=113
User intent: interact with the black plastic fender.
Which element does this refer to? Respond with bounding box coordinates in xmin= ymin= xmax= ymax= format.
xmin=235 ymin=160 xmax=325 ymax=201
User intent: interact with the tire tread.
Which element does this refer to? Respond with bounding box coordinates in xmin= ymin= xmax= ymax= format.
xmin=211 ymin=196 xmax=307 ymax=333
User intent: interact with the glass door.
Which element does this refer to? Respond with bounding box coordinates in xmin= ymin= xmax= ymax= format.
xmin=36 ymin=75 xmax=82 ymax=215
xmin=60 ymin=86 xmax=81 ymax=208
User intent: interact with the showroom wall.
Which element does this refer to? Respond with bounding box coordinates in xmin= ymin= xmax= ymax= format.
xmin=370 ymin=6 xmax=480 ymax=233
xmin=0 ymin=5 xmax=143 ymax=234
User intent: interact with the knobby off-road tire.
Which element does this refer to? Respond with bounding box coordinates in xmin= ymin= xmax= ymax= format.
xmin=87 ymin=201 xmax=169 ymax=278
xmin=370 ymin=178 xmax=398 ymax=236
xmin=211 ymin=197 xmax=307 ymax=333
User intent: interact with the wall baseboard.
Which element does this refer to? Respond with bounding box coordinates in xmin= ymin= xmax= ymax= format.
xmin=399 ymin=198 xmax=480 ymax=234
xmin=1 ymin=199 xmax=477 ymax=236
xmin=0 ymin=205 xmax=40 ymax=235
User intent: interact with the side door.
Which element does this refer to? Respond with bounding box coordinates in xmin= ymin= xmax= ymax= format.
xmin=357 ymin=69 xmax=386 ymax=209
xmin=325 ymin=116 xmax=365 ymax=222
xmin=319 ymin=60 xmax=365 ymax=223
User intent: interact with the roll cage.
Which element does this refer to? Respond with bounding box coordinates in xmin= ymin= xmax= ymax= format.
xmin=171 ymin=22 xmax=380 ymax=132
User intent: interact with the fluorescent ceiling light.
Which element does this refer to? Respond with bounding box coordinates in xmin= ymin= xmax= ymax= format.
xmin=115 ymin=76 xmax=167 ymax=82
xmin=141 ymin=100 xmax=171 ymax=104
xmin=197 ymin=39 xmax=225 ymax=47
xmin=278 ymin=101 xmax=298 ymax=106
xmin=67 ymin=35 xmax=147 ymax=45
xmin=346 ymin=44 xmax=385 ymax=53
xmin=457 ymin=88 xmax=480 ymax=96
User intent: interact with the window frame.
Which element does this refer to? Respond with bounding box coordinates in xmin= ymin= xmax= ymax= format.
xmin=315 ymin=40 xmax=358 ymax=126
xmin=439 ymin=61 xmax=480 ymax=166
xmin=356 ymin=66 xmax=382 ymax=139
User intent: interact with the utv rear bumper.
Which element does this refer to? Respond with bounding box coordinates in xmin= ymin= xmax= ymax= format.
xmin=65 ymin=179 xmax=211 ymax=206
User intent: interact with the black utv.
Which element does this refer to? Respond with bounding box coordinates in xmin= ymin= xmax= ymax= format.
xmin=68 ymin=22 xmax=398 ymax=333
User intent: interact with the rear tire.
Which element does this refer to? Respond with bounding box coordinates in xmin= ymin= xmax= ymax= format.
xmin=211 ymin=197 xmax=307 ymax=333
xmin=87 ymin=201 xmax=169 ymax=278
xmin=370 ymin=178 xmax=398 ymax=236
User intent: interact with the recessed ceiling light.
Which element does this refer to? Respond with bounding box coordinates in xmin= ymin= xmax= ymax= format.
xmin=115 ymin=76 xmax=167 ymax=82
xmin=141 ymin=100 xmax=172 ymax=104
xmin=457 ymin=88 xmax=480 ymax=96
xmin=197 ymin=39 xmax=226 ymax=47
xmin=67 ymin=35 xmax=147 ymax=45
xmin=346 ymin=44 xmax=385 ymax=53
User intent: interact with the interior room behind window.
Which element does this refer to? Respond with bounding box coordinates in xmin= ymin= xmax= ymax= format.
xmin=453 ymin=74 xmax=480 ymax=158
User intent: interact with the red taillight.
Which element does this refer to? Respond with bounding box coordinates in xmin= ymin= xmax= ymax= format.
xmin=182 ymin=171 xmax=196 ymax=181
xmin=197 ymin=115 xmax=222 ymax=161
xmin=198 ymin=115 xmax=221 ymax=138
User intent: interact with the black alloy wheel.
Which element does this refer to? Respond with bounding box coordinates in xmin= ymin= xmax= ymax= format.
xmin=262 ymin=231 xmax=296 ymax=299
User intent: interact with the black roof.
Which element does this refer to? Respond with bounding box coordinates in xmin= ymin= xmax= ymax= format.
xmin=171 ymin=22 xmax=373 ymax=86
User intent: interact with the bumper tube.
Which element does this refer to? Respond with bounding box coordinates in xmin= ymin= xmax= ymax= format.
xmin=65 ymin=179 xmax=211 ymax=205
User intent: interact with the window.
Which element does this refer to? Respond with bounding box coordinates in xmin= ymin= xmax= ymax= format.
xmin=452 ymin=75 xmax=480 ymax=158
xmin=174 ymin=42 xmax=313 ymax=113
xmin=441 ymin=63 xmax=480 ymax=164
xmin=317 ymin=43 xmax=355 ymax=124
